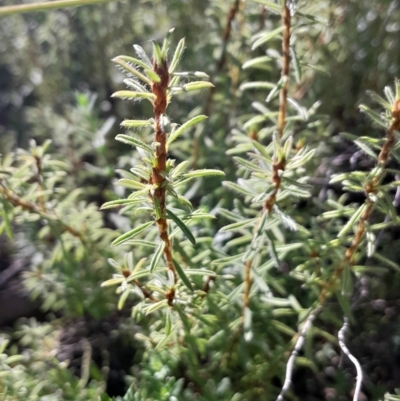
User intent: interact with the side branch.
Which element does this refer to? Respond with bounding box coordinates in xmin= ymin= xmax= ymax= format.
xmin=320 ymin=98 xmax=400 ymax=302
xmin=0 ymin=185 xmax=84 ymax=241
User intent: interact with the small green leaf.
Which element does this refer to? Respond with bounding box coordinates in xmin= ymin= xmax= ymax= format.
xmin=239 ymin=81 xmax=275 ymax=91
xmin=242 ymin=56 xmax=272 ymax=70
xmin=144 ymin=69 xmax=161 ymax=83
xmin=252 ymin=26 xmax=284 ymax=50
xmin=336 ymin=292 xmax=355 ymax=323
xmin=213 ymin=253 xmax=245 ymax=265
xmin=182 ymin=169 xmax=225 ymax=179
xmin=167 ymin=208 xmax=196 ymax=245
xmin=184 ymin=269 xmax=216 ymax=276
xmin=112 ymin=58 xmax=152 ymax=85
xmin=118 ymin=289 xmax=130 ymax=310
xmin=165 ymin=308 xmax=172 ymax=335
xmin=118 ymin=179 xmax=147 ymax=190
xmin=342 ymin=264 xmax=353 ymax=296
xmin=266 ymin=231 xmax=280 ymax=268
xmin=144 ymin=299 xmax=168 ymax=315
xmin=359 ymin=105 xmax=387 ymax=129
xmin=112 ymin=90 xmax=155 ymax=101
xmin=101 ymin=277 xmax=125 ymax=287
xmin=101 ymin=198 xmax=141 ymax=210
xmin=115 ymin=134 xmax=154 ymax=153
xmin=169 ymin=38 xmax=186 ymax=73
xmin=167 ymin=115 xmax=207 ymax=146
xmin=181 ymin=81 xmax=214 ymax=92
xmin=366 ymin=90 xmax=392 ymax=110
xmin=266 ymin=78 xmax=285 ymax=103
xmin=152 ymin=42 xmax=163 ymax=64
xmin=338 ymin=204 xmax=366 ymax=238
xmin=354 ymin=139 xmax=377 ymax=159
xmin=219 ymin=218 xmax=256 ymax=233
xmin=120 ymin=119 xmax=153 ymax=128
xmin=150 ymin=241 xmax=165 ymax=272
xmin=173 ymin=258 xmax=194 ymax=291
xmin=112 ymin=55 xmax=149 ymax=71
xmin=112 ymin=222 xmax=153 ymax=246
xmin=271 ymin=319 xmax=296 ymax=336
xmin=290 ymin=46 xmax=302 ymax=83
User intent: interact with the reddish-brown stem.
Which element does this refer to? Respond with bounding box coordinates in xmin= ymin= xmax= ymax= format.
xmin=277 ymin=3 xmax=291 ymax=139
xmin=150 ymin=58 xmax=177 ymax=283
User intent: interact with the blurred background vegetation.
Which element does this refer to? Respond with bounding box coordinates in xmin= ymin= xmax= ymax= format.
xmin=1 ymin=0 xmax=400 ymax=400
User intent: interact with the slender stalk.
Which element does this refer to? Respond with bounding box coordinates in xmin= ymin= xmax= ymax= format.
xmin=150 ymin=56 xmax=177 ymax=283
xmin=277 ymin=3 xmax=291 ymax=139
xmin=338 ymin=317 xmax=363 ymax=401
xmin=0 ymin=0 xmax=113 ymax=16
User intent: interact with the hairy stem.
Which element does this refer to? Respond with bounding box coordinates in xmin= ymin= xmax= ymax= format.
xmin=151 ymin=57 xmax=177 ymax=283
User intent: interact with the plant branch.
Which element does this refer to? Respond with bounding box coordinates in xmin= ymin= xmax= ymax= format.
xmin=320 ymin=98 xmax=400 ymax=302
xmin=338 ymin=317 xmax=363 ymax=401
xmin=0 ymin=185 xmax=84 ymax=241
xmin=0 ymin=0 xmax=113 ymax=16
xmin=242 ymin=2 xmax=292 ymax=318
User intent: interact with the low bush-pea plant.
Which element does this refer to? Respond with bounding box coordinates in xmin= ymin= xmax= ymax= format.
xmin=1 ymin=0 xmax=400 ymax=400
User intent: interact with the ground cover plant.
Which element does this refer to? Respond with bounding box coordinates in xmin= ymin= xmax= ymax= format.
xmin=1 ymin=1 xmax=400 ymax=400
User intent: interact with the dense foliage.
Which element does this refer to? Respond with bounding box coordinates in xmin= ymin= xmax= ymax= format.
xmin=1 ymin=1 xmax=400 ymax=400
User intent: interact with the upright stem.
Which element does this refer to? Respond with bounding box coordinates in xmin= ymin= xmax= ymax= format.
xmin=277 ymin=3 xmax=291 ymax=138
xmin=242 ymin=1 xmax=292 ymax=323
xmin=151 ymin=57 xmax=177 ymax=283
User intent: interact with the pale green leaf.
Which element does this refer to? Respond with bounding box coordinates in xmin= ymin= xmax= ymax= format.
xmin=167 ymin=115 xmax=207 ymax=146
xmin=112 ymin=222 xmax=153 ymax=246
